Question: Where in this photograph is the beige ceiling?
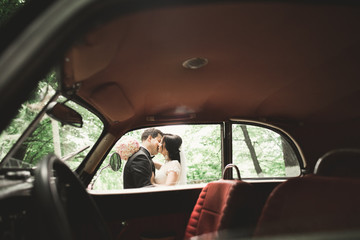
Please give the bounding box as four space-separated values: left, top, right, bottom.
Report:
63 2 360 129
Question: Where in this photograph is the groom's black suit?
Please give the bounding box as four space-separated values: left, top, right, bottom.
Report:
123 147 155 189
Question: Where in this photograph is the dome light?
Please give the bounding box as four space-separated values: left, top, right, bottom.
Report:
182 57 208 69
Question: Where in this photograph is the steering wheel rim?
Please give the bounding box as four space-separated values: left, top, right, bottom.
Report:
33 154 112 240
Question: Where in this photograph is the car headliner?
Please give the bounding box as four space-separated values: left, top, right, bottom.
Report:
61 1 360 170
63 2 359 120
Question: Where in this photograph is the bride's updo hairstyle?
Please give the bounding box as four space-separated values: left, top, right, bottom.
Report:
163 134 182 163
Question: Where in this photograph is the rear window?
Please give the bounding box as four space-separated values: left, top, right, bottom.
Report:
232 123 301 179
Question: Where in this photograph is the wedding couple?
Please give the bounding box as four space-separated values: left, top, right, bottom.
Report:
118 128 186 189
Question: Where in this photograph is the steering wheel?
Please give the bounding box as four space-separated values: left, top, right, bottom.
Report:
33 154 112 240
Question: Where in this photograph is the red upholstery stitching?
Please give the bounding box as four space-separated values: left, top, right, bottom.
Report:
185 180 259 239
184 185 208 238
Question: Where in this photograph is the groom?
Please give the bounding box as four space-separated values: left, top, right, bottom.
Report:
123 128 163 189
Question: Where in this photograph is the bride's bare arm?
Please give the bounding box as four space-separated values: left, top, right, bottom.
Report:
165 171 178 186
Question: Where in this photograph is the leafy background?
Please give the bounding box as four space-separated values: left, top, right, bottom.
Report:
91 124 300 190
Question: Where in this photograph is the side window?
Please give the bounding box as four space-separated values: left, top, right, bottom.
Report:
232 123 301 178
90 123 301 191
91 124 222 190
0 76 103 170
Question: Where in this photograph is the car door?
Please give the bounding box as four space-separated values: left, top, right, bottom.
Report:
87 123 298 240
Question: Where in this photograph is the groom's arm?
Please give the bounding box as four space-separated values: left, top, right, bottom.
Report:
130 154 153 188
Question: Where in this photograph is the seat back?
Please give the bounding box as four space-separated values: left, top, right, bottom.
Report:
184 179 259 239
254 175 360 237
314 148 360 178
254 149 360 238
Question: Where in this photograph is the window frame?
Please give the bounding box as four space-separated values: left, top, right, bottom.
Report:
91 121 305 191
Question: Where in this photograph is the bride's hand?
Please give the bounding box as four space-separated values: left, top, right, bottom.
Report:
151 172 156 185
153 161 163 170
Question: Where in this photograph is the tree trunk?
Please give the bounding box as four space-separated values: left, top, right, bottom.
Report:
281 138 299 176
51 119 62 157
240 125 263 176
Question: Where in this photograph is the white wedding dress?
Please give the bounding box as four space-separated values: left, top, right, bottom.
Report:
155 160 182 185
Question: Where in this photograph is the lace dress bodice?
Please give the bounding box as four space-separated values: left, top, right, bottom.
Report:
155 160 181 185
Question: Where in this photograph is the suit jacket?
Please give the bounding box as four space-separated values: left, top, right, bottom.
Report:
123 147 155 189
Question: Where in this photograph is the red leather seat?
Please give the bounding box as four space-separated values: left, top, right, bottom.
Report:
253 175 360 238
253 149 360 238
184 179 259 239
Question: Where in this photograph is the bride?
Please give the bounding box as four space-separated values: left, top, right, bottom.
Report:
153 134 186 186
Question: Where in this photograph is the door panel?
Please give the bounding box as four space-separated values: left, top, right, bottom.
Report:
92 187 202 240
91 182 280 240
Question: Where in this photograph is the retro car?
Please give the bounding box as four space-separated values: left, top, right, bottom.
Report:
0 0 359 239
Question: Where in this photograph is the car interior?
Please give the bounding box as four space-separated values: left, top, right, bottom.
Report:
0 0 359 239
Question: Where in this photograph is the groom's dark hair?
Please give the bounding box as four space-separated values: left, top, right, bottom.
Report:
141 128 163 141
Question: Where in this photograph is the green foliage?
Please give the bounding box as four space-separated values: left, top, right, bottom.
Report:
0 72 57 160
23 118 53 165
232 124 294 178
183 125 221 183
0 0 25 27
0 72 103 170
56 99 103 170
